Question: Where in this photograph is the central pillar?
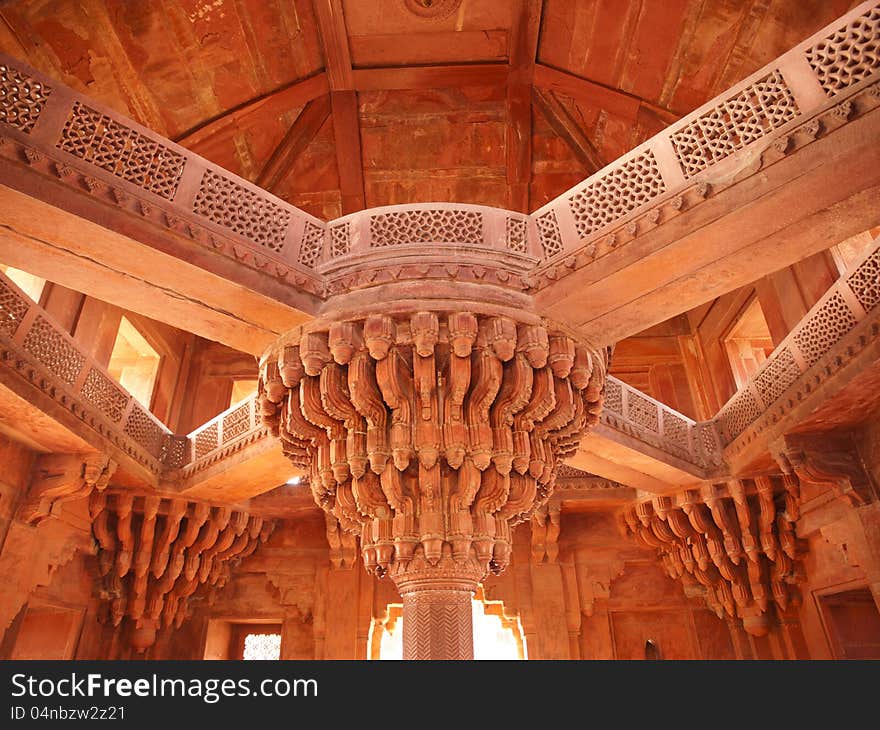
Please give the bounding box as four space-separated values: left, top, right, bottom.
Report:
394 554 482 660
259 232 610 659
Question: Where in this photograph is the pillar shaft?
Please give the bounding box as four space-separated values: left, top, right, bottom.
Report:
402 587 474 660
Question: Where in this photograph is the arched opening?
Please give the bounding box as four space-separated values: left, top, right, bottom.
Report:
370 587 526 660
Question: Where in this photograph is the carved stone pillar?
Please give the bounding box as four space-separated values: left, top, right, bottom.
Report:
260 275 609 659
395 555 483 660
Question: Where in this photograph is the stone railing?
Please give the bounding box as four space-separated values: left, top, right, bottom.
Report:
530 1 880 267
599 235 879 471
0 2 874 294
601 376 724 471
0 54 325 297
177 394 270 481
717 239 880 453
3 231 878 490
321 203 537 263
0 269 173 477
317 203 540 297
0 264 273 483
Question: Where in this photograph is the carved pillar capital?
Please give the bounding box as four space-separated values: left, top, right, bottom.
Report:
90 490 273 652
623 475 805 636
261 284 609 658
19 452 116 525
324 512 357 570
772 433 876 506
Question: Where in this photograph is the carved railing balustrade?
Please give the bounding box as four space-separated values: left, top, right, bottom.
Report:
0 2 874 301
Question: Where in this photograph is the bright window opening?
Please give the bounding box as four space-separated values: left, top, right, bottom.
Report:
242 632 281 660
2 265 45 303
108 317 161 409
230 378 258 406
723 298 774 389
374 593 526 660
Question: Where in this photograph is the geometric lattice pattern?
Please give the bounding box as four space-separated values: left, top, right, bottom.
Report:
535 209 563 259
298 221 325 267
163 435 190 469
222 401 251 443
22 316 85 385
719 390 761 441
0 64 51 134
670 71 798 178
193 170 290 252
753 347 801 408
626 390 659 432
662 411 690 454
81 367 129 423
604 378 623 414
0 278 30 338
58 103 185 200
806 6 880 96
370 209 483 247
194 423 219 460
123 402 166 459
793 291 858 367
330 222 350 258
569 150 665 237
847 245 880 312
506 216 527 253
698 422 719 461
242 633 281 661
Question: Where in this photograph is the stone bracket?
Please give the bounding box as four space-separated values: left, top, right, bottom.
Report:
18 452 116 525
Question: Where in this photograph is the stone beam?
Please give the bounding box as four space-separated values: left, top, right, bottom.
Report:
533 63 679 126
0 270 172 484
538 104 880 344
505 0 542 213
0 53 325 354
532 87 604 175
255 96 332 193
0 185 311 355
530 2 880 344
313 0 367 214
720 239 880 472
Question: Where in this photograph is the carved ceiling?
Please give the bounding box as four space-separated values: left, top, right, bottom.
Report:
0 0 860 219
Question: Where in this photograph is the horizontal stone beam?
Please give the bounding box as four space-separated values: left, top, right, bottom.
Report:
535 86 880 344
0 53 324 353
